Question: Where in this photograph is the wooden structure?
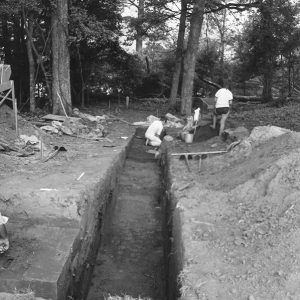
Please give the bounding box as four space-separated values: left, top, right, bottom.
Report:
0 64 18 135
172 150 227 172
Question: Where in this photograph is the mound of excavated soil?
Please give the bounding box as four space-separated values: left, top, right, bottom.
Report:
170 126 300 299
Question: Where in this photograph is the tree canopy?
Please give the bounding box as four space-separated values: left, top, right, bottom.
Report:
0 0 299 114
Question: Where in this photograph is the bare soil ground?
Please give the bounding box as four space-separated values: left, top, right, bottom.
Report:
0 101 164 180
171 130 300 299
1 100 300 299
168 102 300 300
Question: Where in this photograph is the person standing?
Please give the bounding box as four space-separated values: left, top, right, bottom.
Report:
145 116 167 147
211 86 233 136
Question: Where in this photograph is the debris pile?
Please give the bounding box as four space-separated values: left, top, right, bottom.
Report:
0 135 43 157
0 106 110 163
228 125 291 158
39 109 109 140
0 212 9 254
133 113 183 128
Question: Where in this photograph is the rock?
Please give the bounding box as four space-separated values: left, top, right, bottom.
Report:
165 113 181 123
40 125 59 134
249 126 290 146
274 270 284 276
164 135 174 142
229 139 252 158
224 126 250 142
60 125 74 135
20 134 39 145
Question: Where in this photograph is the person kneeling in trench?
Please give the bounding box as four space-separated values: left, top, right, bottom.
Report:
145 116 167 147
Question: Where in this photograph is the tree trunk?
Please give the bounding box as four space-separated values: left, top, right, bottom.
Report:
169 0 187 108
2 19 11 63
22 9 36 112
260 0 274 103
13 18 27 105
288 53 293 97
145 56 150 73
180 0 206 115
219 9 227 85
76 46 85 108
262 66 273 102
51 0 72 115
136 0 145 55
26 30 52 104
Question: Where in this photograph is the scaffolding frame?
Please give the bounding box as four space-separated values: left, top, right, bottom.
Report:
0 66 18 135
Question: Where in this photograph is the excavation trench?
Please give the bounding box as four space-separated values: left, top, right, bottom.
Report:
86 128 171 300
0 125 218 299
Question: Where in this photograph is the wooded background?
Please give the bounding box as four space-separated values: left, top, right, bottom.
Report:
0 0 299 115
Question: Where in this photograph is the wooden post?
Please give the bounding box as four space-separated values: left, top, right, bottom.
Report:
11 81 18 136
126 96 129 109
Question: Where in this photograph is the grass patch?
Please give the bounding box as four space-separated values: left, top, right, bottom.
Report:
229 102 300 131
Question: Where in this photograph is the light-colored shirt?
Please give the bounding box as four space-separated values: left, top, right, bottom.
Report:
145 120 163 137
215 88 233 108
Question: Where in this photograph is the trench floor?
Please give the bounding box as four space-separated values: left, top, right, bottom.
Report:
87 129 165 300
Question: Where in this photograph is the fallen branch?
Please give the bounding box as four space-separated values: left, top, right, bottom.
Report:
68 134 113 143
30 121 50 127
43 146 66 162
107 114 133 126
178 182 195 191
199 77 222 89
0 138 19 152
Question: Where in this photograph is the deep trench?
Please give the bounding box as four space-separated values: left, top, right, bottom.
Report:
86 128 168 300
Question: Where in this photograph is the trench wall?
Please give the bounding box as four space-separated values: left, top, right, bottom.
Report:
0 138 132 300
62 144 130 300
161 153 184 300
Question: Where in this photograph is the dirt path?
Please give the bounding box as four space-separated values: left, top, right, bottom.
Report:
87 130 166 300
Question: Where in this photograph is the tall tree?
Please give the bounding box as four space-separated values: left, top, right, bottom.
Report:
123 0 172 54
136 0 145 54
51 0 72 115
209 7 228 85
69 0 123 106
180 0 206 115
169 0 188 108
236 0 299 102
22 9 36 112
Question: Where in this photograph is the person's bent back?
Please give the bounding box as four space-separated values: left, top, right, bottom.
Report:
145 117 166 147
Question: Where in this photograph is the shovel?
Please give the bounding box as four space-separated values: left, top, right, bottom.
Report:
43 146 67 162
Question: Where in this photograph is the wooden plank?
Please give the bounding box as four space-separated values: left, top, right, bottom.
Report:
0 90 11 106
0 64 11 84
41 114 80 122
171 150 227 156
0 81 12 92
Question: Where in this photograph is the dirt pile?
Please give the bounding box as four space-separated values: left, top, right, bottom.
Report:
171 126 300 299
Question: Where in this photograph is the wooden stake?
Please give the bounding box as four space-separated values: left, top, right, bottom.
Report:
56 90 68 117
11 81 18 136
40 135 44 159
184 155 191 172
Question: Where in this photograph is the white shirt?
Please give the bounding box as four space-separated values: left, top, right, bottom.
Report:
145 120 163 137
215 88 233 108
